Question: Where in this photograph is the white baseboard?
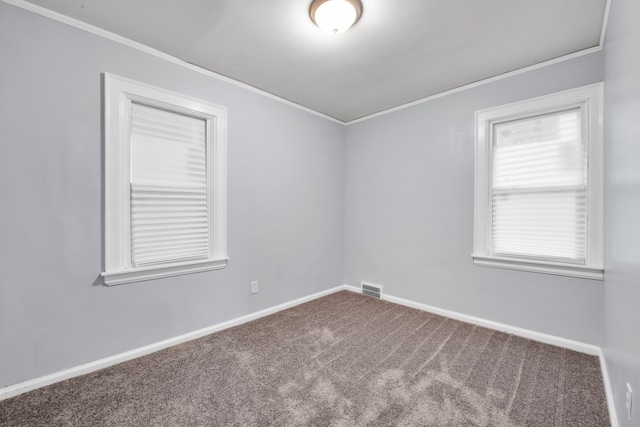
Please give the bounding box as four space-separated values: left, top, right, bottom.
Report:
345 284 618 425
0 285 346 401
598 348 620 427
342 284 599 355
2 283 617 426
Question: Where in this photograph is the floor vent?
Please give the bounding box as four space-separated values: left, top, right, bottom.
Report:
361 282 383 299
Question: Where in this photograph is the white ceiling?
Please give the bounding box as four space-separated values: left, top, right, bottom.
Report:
24 0 608 123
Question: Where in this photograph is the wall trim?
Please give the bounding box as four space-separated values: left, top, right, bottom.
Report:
345 284 618 423
0 0 344 125
346 46 603 125
598 348 620 427
342 284 600 355
0 285 346 401
1 283 617 425
2 0 606 127
600 0 612 48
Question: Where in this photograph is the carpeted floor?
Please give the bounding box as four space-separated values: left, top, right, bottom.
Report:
0 290 610 426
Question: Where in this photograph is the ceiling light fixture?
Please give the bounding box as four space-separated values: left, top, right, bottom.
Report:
310 0 363 35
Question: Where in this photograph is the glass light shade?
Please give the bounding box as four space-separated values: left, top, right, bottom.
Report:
311 0 362 34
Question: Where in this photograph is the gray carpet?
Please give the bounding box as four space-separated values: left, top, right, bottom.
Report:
0 290 610 426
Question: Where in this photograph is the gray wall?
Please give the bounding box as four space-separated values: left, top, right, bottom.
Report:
603 0 640 424
0 3 345 388
1 0 629 403
345 52 606 345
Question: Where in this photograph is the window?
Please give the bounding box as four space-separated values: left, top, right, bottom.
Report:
473 83 603 280
102 74 228 285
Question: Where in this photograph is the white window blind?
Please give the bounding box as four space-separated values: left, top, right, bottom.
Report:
473 83 603 280
130 103 210 266
491 109 587 263
102 73 228 285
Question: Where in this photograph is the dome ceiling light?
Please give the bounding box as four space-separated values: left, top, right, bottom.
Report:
309 0 363 35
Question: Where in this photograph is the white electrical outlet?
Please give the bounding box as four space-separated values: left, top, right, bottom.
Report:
251 281 259 294
626 383 633 421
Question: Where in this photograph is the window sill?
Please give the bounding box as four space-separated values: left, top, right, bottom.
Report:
101 258 229 286
472 255 603 280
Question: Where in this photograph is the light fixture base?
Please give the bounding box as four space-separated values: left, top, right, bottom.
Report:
310 0 363 34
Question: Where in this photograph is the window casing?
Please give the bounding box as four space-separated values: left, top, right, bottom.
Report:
473 83 603 280
102 74 228 285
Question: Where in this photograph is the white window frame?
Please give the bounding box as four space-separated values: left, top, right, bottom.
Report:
102 73 228 285
472 83 603 280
